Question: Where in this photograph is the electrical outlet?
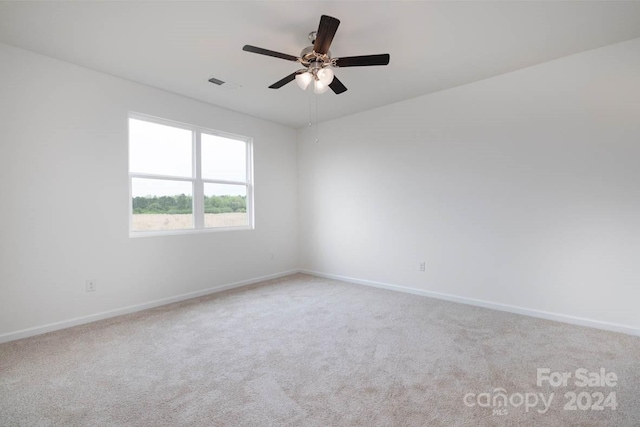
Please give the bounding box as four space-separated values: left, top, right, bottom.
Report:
85 279 97 292
419 262 426 272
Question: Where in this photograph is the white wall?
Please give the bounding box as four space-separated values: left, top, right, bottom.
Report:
0 43 299 339
298 38 640 333
3 36 639 341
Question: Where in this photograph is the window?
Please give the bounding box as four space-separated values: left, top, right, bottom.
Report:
128 113 253 236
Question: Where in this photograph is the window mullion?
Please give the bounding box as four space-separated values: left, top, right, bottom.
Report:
129 172 193 182
193 130 204 229
201 179 248 186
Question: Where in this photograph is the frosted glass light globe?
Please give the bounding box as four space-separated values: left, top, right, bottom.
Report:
317 68 335 86
295 72 313 90
314 80 330 94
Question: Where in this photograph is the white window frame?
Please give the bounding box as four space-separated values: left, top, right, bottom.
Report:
128 112 254 237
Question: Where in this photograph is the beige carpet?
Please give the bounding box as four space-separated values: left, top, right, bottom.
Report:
1 273 638 426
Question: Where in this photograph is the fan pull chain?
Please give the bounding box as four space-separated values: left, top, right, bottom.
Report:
308 89 313 128
315 94 319 143
307 90 319 143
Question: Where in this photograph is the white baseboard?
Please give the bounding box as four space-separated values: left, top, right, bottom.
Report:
0 270 299 344
4 269 637 344
300 269 640 337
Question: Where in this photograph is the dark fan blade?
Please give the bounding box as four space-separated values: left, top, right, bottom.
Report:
269 72 299 89
329 76 347 94
335 54 390 67
313 15 340 55
242 45 299 62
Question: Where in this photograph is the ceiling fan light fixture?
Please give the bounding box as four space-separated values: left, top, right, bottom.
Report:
313 79 330 94
295 72 313 90
317 68 334 86
242 15 390 95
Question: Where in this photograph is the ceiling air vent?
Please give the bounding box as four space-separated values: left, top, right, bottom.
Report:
208 77 224 85
208 77 241 90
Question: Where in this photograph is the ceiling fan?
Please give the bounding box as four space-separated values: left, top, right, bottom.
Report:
242 15 390 95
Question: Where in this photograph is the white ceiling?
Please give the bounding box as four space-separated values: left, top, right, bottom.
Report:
2 1 640 128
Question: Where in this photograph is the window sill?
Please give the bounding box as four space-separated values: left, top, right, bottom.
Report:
129 225 254 238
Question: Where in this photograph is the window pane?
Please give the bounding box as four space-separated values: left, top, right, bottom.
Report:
201 134 246 181
204 183 248 228
129 118 192 177
131 178 193 231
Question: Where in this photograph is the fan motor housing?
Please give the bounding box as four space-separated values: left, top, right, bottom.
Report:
300 45 331 66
